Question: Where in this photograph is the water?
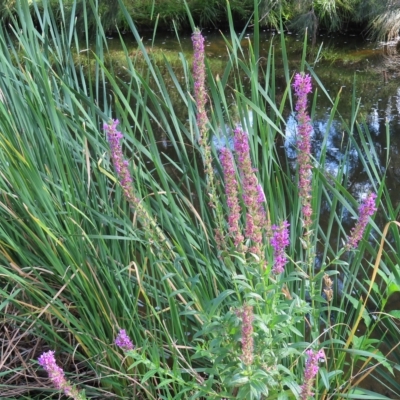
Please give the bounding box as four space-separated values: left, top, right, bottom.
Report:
106 29 400 199
99 29 400 241
102 30 400 396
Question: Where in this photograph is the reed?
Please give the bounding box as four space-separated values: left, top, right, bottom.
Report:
0 0 399 399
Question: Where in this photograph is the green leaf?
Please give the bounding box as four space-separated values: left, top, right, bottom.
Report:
228 373 249 386
388 310 400 319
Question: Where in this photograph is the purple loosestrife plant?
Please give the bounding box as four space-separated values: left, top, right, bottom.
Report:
192 29 225 242
192 29 208 143
300 349 325 400
233 126 267 256
293 73 313 230
38 351 86 400
104 119 139 207
270 221 290 274
240 304 254 366
115 329 135 351
220 148 244 247
346 192 377 250
105 119 170 248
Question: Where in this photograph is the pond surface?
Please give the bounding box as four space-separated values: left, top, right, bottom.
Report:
106 28 400 208
99 27 400 226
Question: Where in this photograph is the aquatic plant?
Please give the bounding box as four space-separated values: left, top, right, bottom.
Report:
233 126 268 256
239 303 255 366
270 220 290 274
1 0 399 399
300 349 325 400
115 329 135 351
192 28 227 253
346 192 378 250
192 29 208 144
104 119 138 207
260 0 400 44
219 147 244 247
38 351 86 400
293 72 313 232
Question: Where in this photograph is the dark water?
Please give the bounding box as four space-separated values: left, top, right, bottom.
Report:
97 31 400 396
103 29 400 249
105 29 400 206
101 28 400 232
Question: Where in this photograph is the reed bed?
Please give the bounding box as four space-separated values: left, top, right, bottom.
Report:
1 1 400 399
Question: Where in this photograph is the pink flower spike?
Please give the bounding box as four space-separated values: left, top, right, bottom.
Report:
240 304 254 366
38 351 83 399
233 126 266 253
115 329 135 351
270 221 290 274
293 73 312 102
346 192 377 250
192 29 208 142
293 73 313 230
104 119 139 207
300 349 325 400
220 147 243 246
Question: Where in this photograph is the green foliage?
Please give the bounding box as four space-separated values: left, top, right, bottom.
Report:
0 0 255 33
1 0 400 399
192 288 310 398
260 0 400 43
364 1 400 42
2 0 400 42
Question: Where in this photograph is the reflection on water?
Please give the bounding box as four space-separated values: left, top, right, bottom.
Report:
105 29 400 200
286 111 379 199
211 111 253 152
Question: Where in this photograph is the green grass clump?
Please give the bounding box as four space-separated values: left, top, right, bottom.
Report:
1 0 255 33
1 0 400 399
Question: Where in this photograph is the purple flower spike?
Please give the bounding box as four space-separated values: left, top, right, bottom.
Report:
38 351 83 399
192 28 220 218
257 184 266 203
300 349 325 400
240 304 254 366
293 73 313 230
38 351 69 391
192 29 208 142
104 119 138 207
293 74 312 104
346 192 377 250
115 329 135 351
270 221 290 274
233 126 266 254
220 148 244 246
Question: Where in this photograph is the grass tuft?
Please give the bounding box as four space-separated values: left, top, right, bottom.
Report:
0 0 400 399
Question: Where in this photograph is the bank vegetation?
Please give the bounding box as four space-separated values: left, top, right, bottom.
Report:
2 0 400 43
